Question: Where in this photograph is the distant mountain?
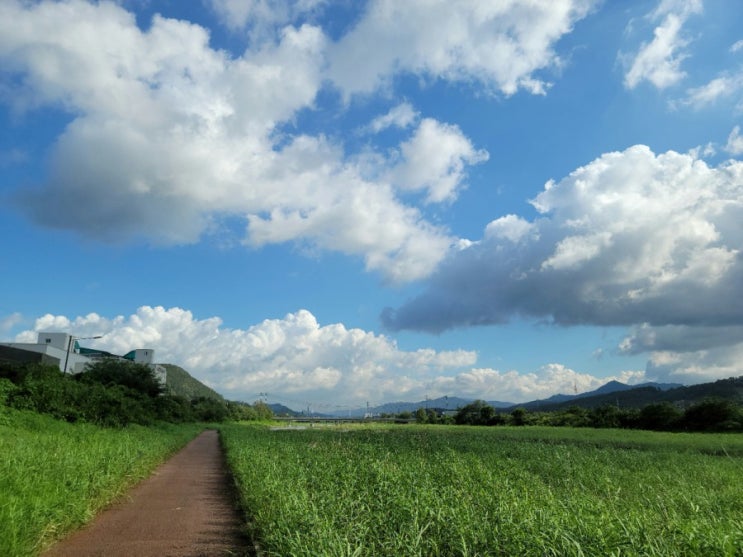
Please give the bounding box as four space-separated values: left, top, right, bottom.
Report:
161 364 224 402
509 377 740 412
521 380 683 409
269 403 301 417
327 396 514 417
318 379 734 417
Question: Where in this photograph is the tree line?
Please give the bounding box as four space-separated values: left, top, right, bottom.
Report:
433 398 743 432
0 360 272 427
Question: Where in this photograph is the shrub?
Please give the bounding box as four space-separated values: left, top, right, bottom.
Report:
638 402 682 431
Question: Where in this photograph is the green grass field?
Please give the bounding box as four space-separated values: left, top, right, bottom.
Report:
221 423 743 556
0 407 203 556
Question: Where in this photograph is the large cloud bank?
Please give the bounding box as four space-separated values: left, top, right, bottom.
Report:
12 306 642 406
384 145 743 383
0 0 592 282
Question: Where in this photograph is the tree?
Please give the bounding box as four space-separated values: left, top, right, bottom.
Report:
681 398 742 432
415 407 428 424
191 396 229 422
638 402 681 431
80 359 164 398
252 400 274 420
510 407 528 426
588 405 621 429
454 400 498 425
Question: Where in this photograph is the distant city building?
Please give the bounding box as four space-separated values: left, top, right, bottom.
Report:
0 332 166 383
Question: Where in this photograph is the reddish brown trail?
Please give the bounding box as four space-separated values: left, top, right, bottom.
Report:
43 429 254 557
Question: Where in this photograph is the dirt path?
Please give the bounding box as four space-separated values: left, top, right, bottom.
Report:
43 429 255 557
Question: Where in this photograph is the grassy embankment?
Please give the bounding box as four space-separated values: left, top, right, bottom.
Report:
221 423 743 557
0 406 203 556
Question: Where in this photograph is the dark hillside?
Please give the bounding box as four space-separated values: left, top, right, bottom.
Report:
512 376 743 412
162 364 224 402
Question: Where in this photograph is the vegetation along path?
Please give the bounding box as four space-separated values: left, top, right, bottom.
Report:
43 429 254 557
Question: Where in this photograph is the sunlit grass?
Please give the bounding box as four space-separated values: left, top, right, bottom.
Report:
221 423 743 556
0 407 202 556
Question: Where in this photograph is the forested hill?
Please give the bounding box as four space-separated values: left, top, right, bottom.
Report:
162 364 224 402
512 376 743 412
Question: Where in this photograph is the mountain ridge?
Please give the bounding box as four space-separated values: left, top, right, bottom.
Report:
310 379 738 417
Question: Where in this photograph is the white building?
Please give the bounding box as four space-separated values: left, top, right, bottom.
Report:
0 332 166 383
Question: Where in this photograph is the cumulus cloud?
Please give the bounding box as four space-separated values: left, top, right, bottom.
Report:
679 72 743 109
0 0 494 283
383 144 743 382
429 364 647 403
623 0 702 89
616 322 743 384
0 312 23 333
327 0 596 97
385 118 489 204
15 306 480 404
383 145 743 333
207 0 326 32
725 125 743 155
644 343 743 384
620 323 743 354
13 305 652 404
366 102 419 133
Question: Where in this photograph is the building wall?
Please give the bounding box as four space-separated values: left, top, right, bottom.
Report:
0 334 166 384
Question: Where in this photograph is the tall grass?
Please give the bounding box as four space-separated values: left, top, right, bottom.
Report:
0 406 203 556
221 423 743 556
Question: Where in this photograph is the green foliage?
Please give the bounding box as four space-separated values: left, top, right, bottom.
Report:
0 406 201 556
414 407 428 423
190 396 230 422
0 360 270 426
681 398 743 431
252 400 274 421
227 400 258 421
454 400 501 425
160 363 225 401
81 359 164 398
0 377 17 405
510 407 528 425
221 423 743 556
639 402 683 431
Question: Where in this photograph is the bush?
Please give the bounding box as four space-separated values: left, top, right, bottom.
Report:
454 400 501 426
638 402 682 431
681 399 742 432
0 378 17 405
80 360 164 398
190 396 229 422
1 360 273 426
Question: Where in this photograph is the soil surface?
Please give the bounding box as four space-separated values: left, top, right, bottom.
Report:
43 429 255 557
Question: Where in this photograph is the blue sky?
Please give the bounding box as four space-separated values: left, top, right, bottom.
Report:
2 0 742 411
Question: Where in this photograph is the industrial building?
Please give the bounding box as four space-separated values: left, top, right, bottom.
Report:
0 332 166 383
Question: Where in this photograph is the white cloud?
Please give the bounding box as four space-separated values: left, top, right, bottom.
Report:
13 305 654 405
429 364 647 403
620 323 743 354
0 0 492 283
384 145 743 335
484 214 535 244
725 125 743 155
679 72 743 108
206 0 326 34
0 313 23 333
366 102 419 133
327 0 596 97
645 342 743 384
730 39 743 53
386 118 489 204
15 306 480 405
623 0 702 90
